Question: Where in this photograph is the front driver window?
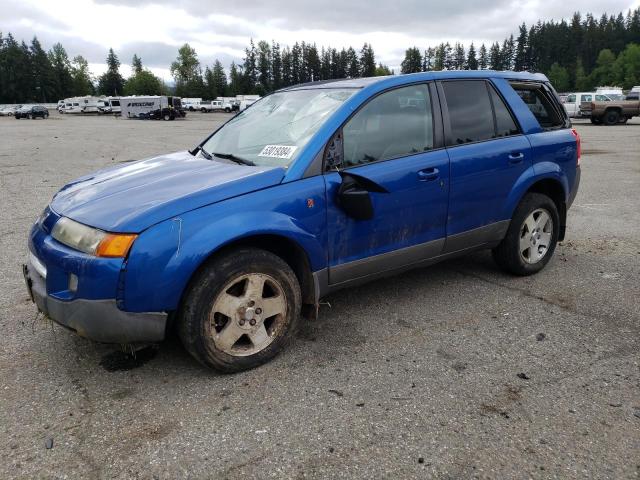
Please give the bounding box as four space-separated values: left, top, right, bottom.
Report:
342 84 433 167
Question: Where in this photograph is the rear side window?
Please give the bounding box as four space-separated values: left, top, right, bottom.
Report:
566 94 576 103
488 85 519 138
442 80 519 146
510 83 566 130
442 81 494 145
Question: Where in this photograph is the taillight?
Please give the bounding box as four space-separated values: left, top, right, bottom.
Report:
571 128 581 166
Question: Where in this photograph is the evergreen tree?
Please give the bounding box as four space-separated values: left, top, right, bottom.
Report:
359 43 376 77
271 42 282 89
453 42 466 69
346 47 359 78
320 47 331 80
257 40 271 93
228 61 242 95
131 54 142 74
423 47 434 71
478 43 488 70
281 47 293 86
30 37 56 102
48 42 73 99
375 63 393 76
489 42 501 69
467 43 478 70
401 47 423 73
97 48 124 95
242 39 258 93
291 42 301 84
574 57 589 90
514 23 528 71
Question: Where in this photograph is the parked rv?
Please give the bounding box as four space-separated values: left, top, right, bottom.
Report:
61 96 101 114
120 96 185 120
97 97 121 114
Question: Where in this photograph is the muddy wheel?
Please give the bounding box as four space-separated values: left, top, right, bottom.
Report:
492 193 559 276
178 248 301 373
603 110 620 126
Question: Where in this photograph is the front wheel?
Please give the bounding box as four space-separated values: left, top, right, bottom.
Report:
163 113 171 121
492 193 559 276
178 248 301 373
590 116 602 125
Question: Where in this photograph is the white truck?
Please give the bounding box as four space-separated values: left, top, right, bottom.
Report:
596 86 624 101
181 97 202 111
120 95 185 120
237 95 261 111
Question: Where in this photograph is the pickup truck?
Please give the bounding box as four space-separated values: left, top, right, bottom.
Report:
587 97 640 125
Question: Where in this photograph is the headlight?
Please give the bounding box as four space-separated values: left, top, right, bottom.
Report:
51 217 137 258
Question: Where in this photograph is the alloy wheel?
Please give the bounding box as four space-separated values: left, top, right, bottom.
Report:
209 273 287 356
519 208 553 264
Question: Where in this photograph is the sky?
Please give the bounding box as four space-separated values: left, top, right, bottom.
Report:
2 0 639 81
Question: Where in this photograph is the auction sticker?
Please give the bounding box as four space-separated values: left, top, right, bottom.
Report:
258 145 298 159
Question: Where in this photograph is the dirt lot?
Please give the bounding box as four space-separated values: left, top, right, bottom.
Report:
0 113 638 479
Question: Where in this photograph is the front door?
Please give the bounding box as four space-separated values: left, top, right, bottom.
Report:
324 83 450 285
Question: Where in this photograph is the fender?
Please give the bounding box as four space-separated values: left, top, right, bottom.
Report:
121 176 328 313
503 162 569 221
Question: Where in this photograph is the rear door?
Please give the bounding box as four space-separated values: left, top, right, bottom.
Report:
438 79 531 251
324 82 450 285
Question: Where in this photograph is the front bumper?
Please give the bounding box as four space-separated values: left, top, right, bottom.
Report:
24 252 167 344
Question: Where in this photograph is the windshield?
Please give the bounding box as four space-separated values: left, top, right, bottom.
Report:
202 88 356 167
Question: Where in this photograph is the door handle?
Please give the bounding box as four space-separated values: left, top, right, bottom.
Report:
418 167 439 181
508 152 525 164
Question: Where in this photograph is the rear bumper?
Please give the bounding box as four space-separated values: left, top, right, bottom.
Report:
568 166 580 209
23 258 167 344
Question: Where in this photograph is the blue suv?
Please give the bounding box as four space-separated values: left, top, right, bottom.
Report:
24 71 580 372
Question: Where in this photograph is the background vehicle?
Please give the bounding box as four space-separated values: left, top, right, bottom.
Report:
0 105 21 116
56 100 65 113
595 86 624 100
589 97 640 125
182 97 202 111
120 95 185 120
24 71 580 373
563 92 610 117
61 96 100 114
14 105 48 119
199 100 224 112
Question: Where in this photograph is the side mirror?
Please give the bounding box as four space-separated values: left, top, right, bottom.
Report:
336 172 388 221
324 132 343 169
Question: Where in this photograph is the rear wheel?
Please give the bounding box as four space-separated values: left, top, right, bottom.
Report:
603 109 620 126
163 113 171 121
178 248 301 373
590 116 602 125
201 108 207 113
492 193 559 276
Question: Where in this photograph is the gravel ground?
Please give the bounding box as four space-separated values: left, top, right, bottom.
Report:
0 113 638 479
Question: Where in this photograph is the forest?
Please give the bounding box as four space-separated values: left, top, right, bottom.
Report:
0 8 639 103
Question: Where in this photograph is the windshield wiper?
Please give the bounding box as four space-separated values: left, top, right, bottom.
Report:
190 145 212 160
211 152 256 166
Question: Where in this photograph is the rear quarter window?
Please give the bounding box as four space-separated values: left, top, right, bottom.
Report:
509 82 568 130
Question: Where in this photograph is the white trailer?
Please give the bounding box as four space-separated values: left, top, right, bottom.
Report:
182 97 202 111
120 95 185 120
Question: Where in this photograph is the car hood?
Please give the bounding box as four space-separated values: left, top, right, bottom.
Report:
50 151 285 232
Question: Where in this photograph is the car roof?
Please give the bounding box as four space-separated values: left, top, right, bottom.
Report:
280 70 549 92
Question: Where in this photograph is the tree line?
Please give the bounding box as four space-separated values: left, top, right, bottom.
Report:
399 9 640 92
1 8 639 103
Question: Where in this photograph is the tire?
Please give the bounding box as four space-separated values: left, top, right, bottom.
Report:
618 116 628 124
590 116 602 125
200 108 207 113
492 193 559 276
178 248 301 373
163 113 171 121
225 107 231 113
603 110 620 126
